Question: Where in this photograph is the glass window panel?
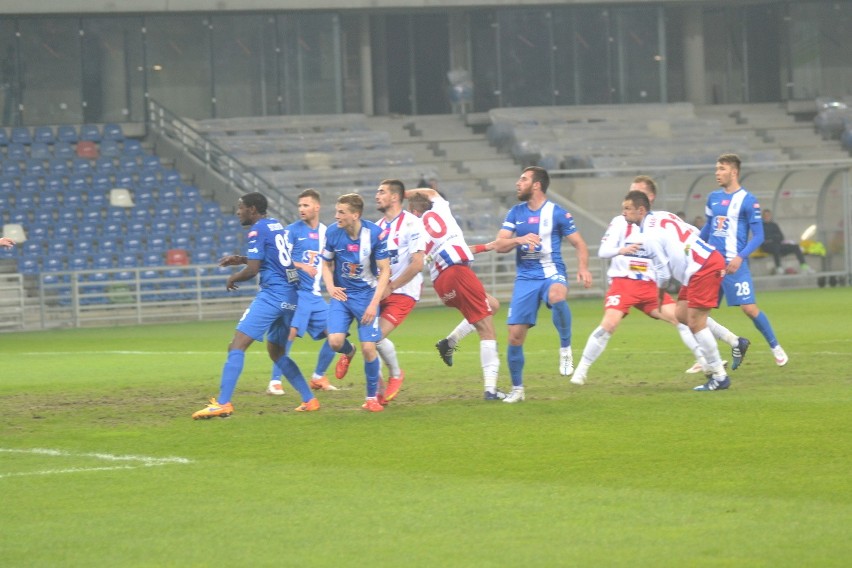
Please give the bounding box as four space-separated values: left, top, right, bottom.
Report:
280 14 341 114
550 10 577 106
615 8 662 103
211 15 272 118
704 7 745 104
1 21 22 126
498 10 553 107
19 18 83 125
470 11 500 112
81 17 145 123
574 8 615 105
146 15 212 119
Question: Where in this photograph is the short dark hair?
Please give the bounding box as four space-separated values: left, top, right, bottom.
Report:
632 175 657 195
298 188 321 202
380 179 405 201
523 166 550 193
240 192 268 214
337 193 364 215
717 153 741 171
624 190 651 210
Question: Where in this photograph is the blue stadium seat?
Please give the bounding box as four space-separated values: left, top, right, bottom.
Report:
193 249 212 264
54 141 75 159
72 157 93 174
115 172 135 188
48 158 69 175
161 169 181 185
133 188 155 206
95 157 115 174
141 155 161 170
93 254 114 270
81 207 103 223
7 142 26 161
62 192 83 208
126 220 146 235
173 219 193 233
27 223 49 241
22 240 43 256
30 142 51 160
80 124 101 142
39 193 59 209
43 174 65 193
15 194 35 209
0 176 15 192
170 234 192 249
67 254 90 271
118 253 138 268
10 126 32 145
130 207 150 221
122 139 143 155
75 238 95 255
198 218 218 232
0 127 8 146
88 191 108 208
67 173 90 191
49 240 69 256
100 238 119 254
143 252 162 266
147 236 167 252
103 123 124 141
56 125 78 143
19 175 41 192
53 222 76 239
159 187 178 203
18 257 39 275
33 126 55 144
78 224 97 238
106 207 129 221
43 257 65 272
195 234 215 250
2 160 21 177
24 158 45 175
118 154 138 171
100 139 121 158
178 203 198 217
91 174 112 192
137 171 158 189
8 211 29 224
181 185 201 200
33 208 55 223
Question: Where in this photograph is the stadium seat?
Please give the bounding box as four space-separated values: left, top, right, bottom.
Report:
54 141 75 159
0 127 8 146
21 240 43 256
95 157 115 173
30 142 51 160
122 139 144 155
78 224 97 238
6 142 26 161
109 188 135 207
2 222 27 243
99 139 121 158
48 158 70 175
118 253 138 268
115 172 135 188
161 169 181 185
10 126 32 145
91 174 112 192
26 223 49 241
130 207 150 221
24 158 45 175
17 257 39 275
124 236 143 253
88 192 108 208
80 124 101 142
148 236 167 252
93 254 114 270
143 251 162 266
99 238 119 254
33 208 55 223
77 141 99 160
53 222 76 239
56 125 78 143
73 157 94 173
103 123 124 141
67 254 90 271
62 192 83 208
137 171 158 189
2 160 21 177
33 126 55 144
0 176 14 192
166 249 188 266
44 174 65 192
19 175 40 192
49 240 69 256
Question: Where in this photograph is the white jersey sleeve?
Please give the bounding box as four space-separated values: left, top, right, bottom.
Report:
377 211 425 300
419 196 474 282
600 214 656 281
642 210 717 287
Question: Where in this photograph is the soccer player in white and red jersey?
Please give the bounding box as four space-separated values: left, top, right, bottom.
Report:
622 190 730 391
492 166 593 403
406 188 505 400
369 178 425 403
570 176 747 386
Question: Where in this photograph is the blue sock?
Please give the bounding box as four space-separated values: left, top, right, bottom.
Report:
218 349 245 405
365 356 381 397
752 311 778 348
551 300 572 348
507 344 524 387
315 340 336 376
275 355 314 402
339 338 354 356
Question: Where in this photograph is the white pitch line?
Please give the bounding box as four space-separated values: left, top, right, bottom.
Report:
0 448 192 480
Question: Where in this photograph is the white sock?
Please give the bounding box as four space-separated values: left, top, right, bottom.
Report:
694 327 725 378
448 320 476 348
480 339 499 391
580 326 611 366
706 317 737 347
376 338 401 378
677 323 704 361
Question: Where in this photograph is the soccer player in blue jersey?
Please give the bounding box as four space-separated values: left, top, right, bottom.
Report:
264 189 352 395
493 166 593 403
192 192 319 419
322 193 391 412
699 153 788 367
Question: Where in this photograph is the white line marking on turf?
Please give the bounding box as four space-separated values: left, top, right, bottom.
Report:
0 448 192 480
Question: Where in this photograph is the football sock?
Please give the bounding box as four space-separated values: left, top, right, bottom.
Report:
706 317 738 347
218 349 245 405
751 311 779 348
364 356 381 398
447 319 475 348
551 300 572 348
507 344 524 387
376 338 401 377
580 326 611 365
676 323 704 361
694 327 725 377
274 354 313 402
480 339 500 391
314 340 336 377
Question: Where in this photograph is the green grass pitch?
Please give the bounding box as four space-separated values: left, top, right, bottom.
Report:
1 288 850 566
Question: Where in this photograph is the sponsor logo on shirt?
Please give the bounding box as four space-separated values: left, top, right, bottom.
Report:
347 244 359 252
528 216 540 224
309 232 319 239
248 230 258 238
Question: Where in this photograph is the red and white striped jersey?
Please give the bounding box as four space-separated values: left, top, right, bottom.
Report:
640 210 718 288
418 196 474 282
377 210 425 300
